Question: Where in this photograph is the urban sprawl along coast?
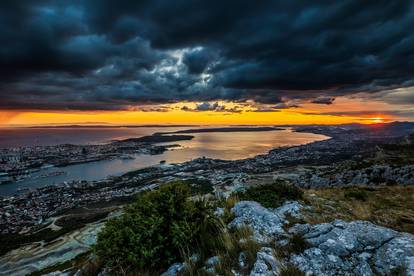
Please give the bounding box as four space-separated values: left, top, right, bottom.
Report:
0 134 192 184
2 123 414 236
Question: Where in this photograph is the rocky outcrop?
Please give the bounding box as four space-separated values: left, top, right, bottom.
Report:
162 201 414 276
249 247 280 276
373 235 414 275
204 256 220 273
228 201 303 242
160 263 186 276
289 220 414 275
43 272 69 276
294 164 414 188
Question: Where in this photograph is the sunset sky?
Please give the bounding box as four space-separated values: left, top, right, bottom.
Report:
1 1 414 126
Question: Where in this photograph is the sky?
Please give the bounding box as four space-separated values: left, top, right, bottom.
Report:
1 1 414 126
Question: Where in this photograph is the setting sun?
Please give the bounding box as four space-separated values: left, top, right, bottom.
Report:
371 117 385 123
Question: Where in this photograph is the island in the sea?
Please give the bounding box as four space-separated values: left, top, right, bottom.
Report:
157 126 282 134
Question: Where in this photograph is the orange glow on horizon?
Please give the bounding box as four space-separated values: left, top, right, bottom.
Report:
369 117 385 124
0 110 396 127
0 97 408 127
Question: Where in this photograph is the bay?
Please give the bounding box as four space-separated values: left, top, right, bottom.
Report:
0 127 328 196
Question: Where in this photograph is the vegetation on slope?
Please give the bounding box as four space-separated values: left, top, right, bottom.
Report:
93 181 305 275
376 142 414 165
304 185 414 234
94 182 219 273
237 181 303 208
90 181 414 274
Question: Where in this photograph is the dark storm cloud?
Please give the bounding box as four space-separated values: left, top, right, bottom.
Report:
182 47 217 74
311 96 335 105
181 102 242 113
1 0 414 110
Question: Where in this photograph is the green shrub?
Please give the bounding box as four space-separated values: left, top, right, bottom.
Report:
94 182 217 272
237 181 303 208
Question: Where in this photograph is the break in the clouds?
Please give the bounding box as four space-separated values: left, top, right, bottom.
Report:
1 0 414 111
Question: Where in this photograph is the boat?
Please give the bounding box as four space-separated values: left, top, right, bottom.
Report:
160 160 166 164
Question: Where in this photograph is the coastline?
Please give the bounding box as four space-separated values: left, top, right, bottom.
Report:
0 127 322 193
1 122 414 274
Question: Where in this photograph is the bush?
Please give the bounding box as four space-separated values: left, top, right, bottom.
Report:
237 181 303 208
94 182 217 272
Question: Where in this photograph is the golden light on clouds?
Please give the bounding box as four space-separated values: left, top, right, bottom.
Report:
0 96 406 127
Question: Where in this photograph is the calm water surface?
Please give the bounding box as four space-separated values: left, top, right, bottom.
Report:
0 126 196 148
0 127 328 196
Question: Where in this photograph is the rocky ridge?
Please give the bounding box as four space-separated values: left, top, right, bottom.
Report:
163 200 414 276
291 164 414 189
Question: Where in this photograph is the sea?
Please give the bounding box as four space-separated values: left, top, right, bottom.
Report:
0 126 328 196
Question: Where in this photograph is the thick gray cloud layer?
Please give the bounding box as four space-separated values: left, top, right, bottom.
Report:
1 0 414 110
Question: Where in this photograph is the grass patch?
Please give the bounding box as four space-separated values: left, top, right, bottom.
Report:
212 227 261 275
237 181 303 208
276 234 309 259
182 225 261 276
343 187 368 201
304 185 414 234
216 195 239 224
285 234 309 254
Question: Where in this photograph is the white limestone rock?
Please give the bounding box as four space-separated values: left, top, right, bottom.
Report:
160 263 186 276
289 220 414 276
249 247 280 276
229 201 303 242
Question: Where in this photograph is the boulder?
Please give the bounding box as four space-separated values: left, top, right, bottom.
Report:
373 234 414 275
229 201 303 242
274 201 303 220
249 247 280 276
160 263 186 276
204 256 220 273
289 220 414 275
